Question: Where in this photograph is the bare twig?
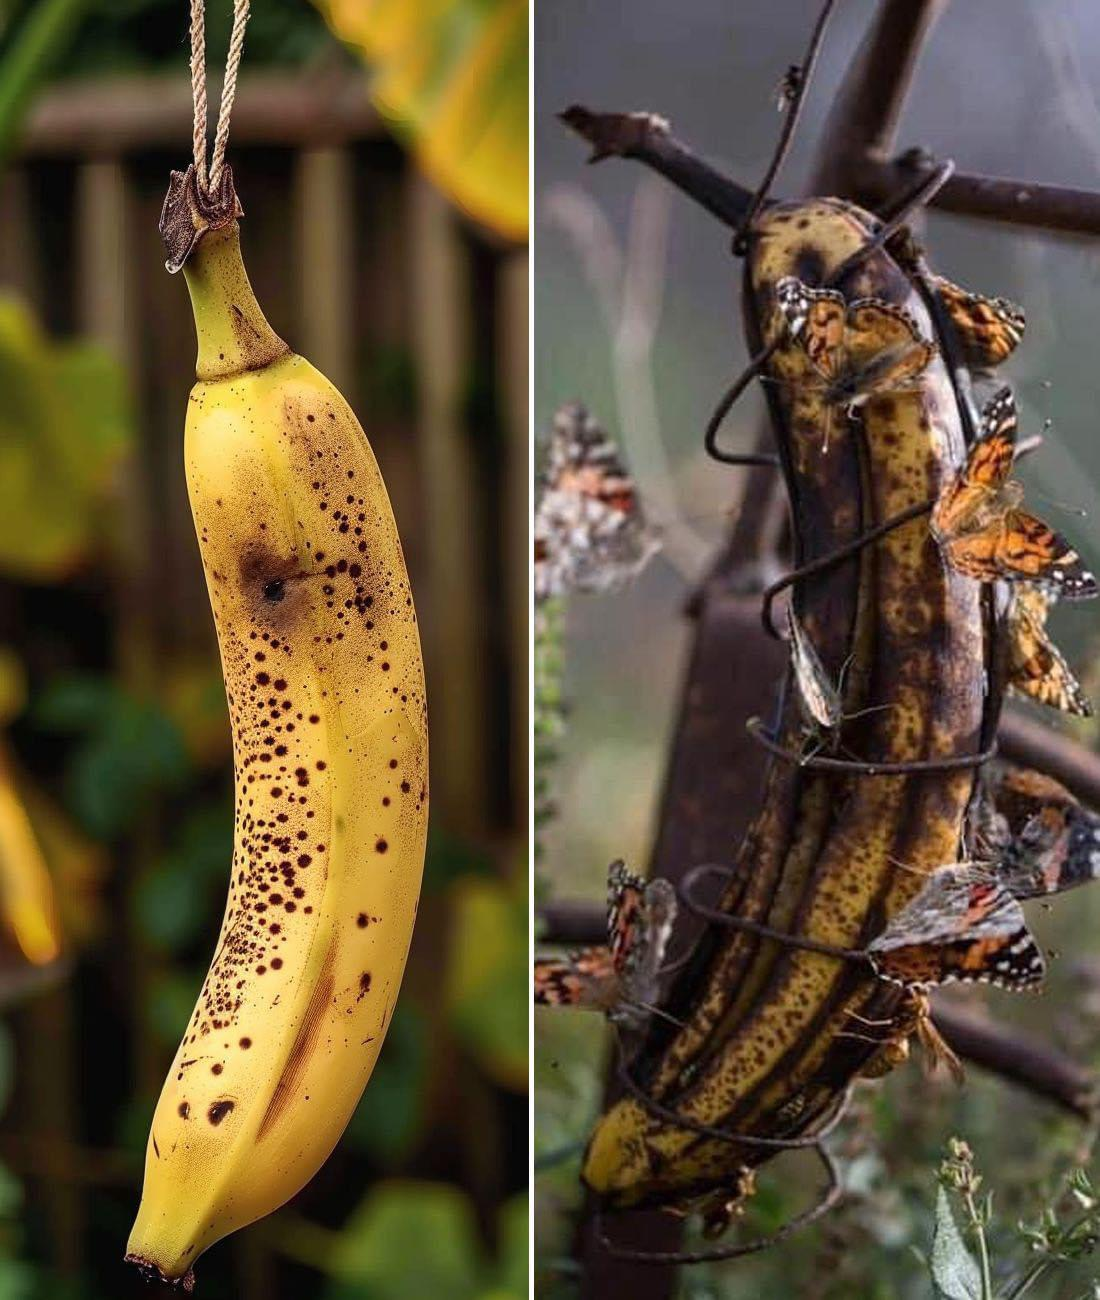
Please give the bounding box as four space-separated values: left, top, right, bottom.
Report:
537 901 1099 1121
931 1003 1098 1121
560 107 752 229
998 710 1100 810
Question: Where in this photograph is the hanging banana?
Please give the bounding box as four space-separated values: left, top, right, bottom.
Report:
126 166 428 1285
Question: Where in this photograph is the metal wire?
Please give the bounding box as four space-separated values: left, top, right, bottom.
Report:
732 0 841 254
706 160 956 466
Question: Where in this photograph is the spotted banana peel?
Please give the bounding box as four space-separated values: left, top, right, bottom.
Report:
126 167 428 1285
583 197 999 1217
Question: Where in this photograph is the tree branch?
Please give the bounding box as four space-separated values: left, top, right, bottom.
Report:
538 901 1099 1120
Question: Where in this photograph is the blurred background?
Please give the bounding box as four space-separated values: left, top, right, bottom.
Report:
0 1 527 1297
534 1 1100 1296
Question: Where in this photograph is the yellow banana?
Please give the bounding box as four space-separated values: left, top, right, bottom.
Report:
126 168 428 1285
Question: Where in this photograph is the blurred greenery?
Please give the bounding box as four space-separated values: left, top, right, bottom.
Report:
33 675 189 840
0 297 130 582
321 1183 527 1300
3 0 335 77
447 873 528 1089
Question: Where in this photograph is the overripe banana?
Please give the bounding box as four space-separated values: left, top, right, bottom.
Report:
126 167 428 1285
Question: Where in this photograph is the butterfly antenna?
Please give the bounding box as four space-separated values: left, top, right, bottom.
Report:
732 0 840 254
632 1000 687 1030
842 700 901 722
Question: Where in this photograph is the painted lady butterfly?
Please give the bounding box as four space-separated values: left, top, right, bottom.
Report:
931 387 1097 598
534 403 660 603
1007 584 1092 717
534 860 677 1028
773 276 937 448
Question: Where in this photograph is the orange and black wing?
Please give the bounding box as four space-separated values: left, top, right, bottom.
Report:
533 947 617 1009
869 867 1045 990
1007 585 1092 716
775 277 847 383
933 274 1025 368
845 298 936 398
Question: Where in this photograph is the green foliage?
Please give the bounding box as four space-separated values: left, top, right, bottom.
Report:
33 675 188 838
344 1003 429 1164
0 0 85 171
446 873 527 1090
933 1184 985 1300
321 1182 527 1300
927 1138 1100 1300
0 297 131 582
135 804 231 952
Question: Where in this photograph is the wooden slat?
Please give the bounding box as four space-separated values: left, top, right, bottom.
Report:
0 168 39 300
295 147 355 399
407 173 486 835
17 72 381 158
497 251 529 834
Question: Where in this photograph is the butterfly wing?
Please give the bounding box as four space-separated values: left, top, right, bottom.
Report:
622 877 677 1006
534 403 661 601
990 508 1095 596
606 859 648 973
844 299 936 400
932 274 1025 368
533 947 618 1010
869 865 1045 989
1002 801 1100 899
787 608 842 729
931 386 1017 540
1007 585 1092 716
775 277 847 382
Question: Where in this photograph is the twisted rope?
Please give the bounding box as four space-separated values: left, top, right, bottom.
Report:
189 0 207 190
189 0 251 196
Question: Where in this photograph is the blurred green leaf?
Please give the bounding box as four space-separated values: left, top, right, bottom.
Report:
0 1258 34 1300
325 1181 483 1300
33 676 188 838
318 1182 527 1300
145 969 198 1047
345 1003 428 1163
136 803 231 952
424 829 492 890
0 298 130 581
931 1185 982 1300
489 1194 528 1297
0 0 86 172
446 874 527 1090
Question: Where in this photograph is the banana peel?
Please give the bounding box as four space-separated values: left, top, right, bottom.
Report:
583 199 996 1211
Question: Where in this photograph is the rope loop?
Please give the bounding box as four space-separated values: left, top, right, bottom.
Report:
189 0 251 198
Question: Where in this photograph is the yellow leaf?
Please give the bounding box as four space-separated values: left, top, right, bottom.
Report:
0 738 62 967
316 0 528 243
0 295 131 581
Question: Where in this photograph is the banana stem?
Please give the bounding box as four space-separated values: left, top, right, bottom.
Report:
181 223 288 380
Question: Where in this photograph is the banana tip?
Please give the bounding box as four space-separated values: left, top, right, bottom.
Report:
124 1253 196 1293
